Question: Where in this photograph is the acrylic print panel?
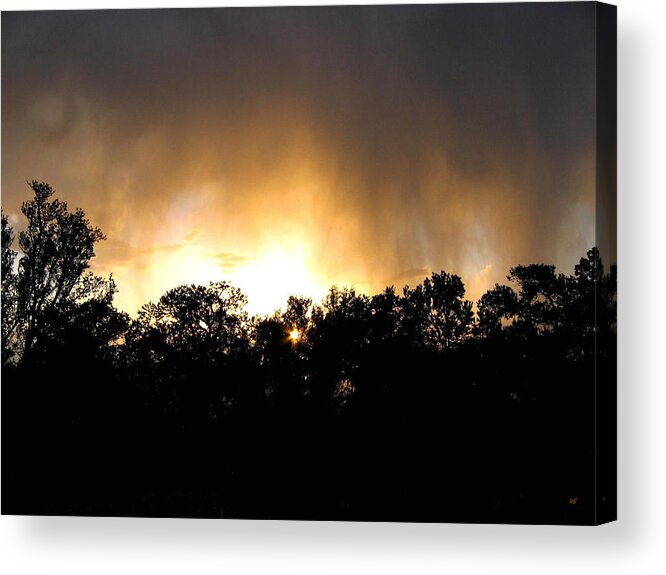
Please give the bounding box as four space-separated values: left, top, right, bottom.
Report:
0 2 616 525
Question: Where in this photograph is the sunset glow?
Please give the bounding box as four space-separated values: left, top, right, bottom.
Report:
152 249 223 297
2 6 599 318
1 4 616 526
229 244 329 316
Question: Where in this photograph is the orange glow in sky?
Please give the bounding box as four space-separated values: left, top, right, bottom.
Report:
1 8 598 318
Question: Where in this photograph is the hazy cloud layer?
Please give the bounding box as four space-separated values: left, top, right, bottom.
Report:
2 5 597 314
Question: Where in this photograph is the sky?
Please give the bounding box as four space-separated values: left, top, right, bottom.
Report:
2 3 599 316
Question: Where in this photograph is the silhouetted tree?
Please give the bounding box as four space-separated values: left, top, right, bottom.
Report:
401 271 473 349
134 281 250 360
368 286 402 343
248 296 314 405
1 211 19 364
282 295 313 335
567 247 603 334
476 284 519 338
12 181 112 359
505 263 567 335
309 286 371 404
127 281 253 427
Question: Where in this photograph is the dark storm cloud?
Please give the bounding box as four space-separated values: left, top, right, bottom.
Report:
1 4 597 312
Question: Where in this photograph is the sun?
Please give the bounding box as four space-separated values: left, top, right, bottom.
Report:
288 328 300 342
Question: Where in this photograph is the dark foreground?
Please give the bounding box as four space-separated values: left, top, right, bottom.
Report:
1 189 615 524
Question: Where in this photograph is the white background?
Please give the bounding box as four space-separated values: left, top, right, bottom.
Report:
1 0 664 573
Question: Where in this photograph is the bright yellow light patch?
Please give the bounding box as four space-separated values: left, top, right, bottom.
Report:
152 248 222 294
109 233 331 317
231 243 329 316
288 328 300 342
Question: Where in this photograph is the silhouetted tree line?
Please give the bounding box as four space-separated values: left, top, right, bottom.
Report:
1 182 616 523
